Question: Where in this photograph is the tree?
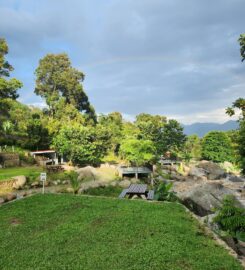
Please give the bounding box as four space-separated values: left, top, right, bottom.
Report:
119 139 156 178
0 38 22 99
52 124 111 166
98 112 123 153
238 34 245 62
181 134 201 162
201 131 234 163
160 119 186 155
226 98 245 173
135 113 167 154
34 53 96 121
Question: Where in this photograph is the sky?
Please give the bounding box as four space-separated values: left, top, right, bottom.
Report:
0 0 244 124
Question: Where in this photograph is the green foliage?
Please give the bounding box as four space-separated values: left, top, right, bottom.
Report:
135 113 166 154
238 33 245 62
34 53 96 121
66 171 80 194
201 131 234 163
226 97 245 173
0 194 242 269
53 124 110 166
98 112 123 153
214 195 245 241
154 182 178 202
120 138 156 166
0 38 22 100
181 134 201 161
160 119 186 154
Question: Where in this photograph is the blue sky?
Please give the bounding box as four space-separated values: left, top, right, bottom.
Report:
0 0 244 124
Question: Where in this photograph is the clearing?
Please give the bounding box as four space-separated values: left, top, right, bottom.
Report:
0 194 242 270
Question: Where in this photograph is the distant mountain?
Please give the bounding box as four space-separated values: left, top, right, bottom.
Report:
183 120 239 137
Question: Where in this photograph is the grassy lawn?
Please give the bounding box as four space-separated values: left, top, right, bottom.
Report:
0 166 43 181
82 185 123 197
0 194 242 270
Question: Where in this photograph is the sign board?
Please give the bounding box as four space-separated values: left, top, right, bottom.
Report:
40 172 47 182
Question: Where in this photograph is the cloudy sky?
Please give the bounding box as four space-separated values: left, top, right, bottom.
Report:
0 0 244 124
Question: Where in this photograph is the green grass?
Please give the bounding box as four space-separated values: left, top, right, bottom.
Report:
0 194 242 270
0 166 43 181
82 185 123 197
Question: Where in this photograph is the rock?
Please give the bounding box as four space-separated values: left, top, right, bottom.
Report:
180 183 234 216
171 173 186 181
12 175 26 189
76 166 97 181
66 187 74 193
197 161 226 180
62 180 68 185
6 193 17 202
118 180 131 188
53 180 58 185
227 175 245 183
189 166 206 178
237 240 245 256
31 181 39 188
110 181 118 187
0 197 5 205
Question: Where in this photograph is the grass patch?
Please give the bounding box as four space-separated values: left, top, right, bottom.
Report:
0 166 43 181
82 185 122 197
0 194 242 269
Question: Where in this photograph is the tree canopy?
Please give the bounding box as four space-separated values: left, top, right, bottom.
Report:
201 131 234 163
0 38 22 100
34 53 96 121
238 34 245 62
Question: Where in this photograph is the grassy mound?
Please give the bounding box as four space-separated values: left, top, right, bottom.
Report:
0 194 242 269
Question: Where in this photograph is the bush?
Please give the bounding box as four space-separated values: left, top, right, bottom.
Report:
213 195 245 241
202 131 234 163
154 182 178 202
66 171 80 194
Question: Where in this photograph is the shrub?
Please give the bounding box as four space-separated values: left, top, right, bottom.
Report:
154 182 178 202
213 195 245 241
66 171 80 194
202 131 234 163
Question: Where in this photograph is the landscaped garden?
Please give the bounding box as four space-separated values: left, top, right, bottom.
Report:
0 194 243 270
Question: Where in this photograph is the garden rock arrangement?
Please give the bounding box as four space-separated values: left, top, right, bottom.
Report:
179 183 234 216
12 175 26 189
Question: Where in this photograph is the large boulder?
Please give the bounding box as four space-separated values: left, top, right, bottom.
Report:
189 166 206 178
12 175 26 189
197 161 226 180
180 183 234 216
118 180 131 188
76 166 97 181
5 193 17 202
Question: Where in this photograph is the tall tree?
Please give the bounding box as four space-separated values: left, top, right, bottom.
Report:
160 119 186 155
98 112 123 153
135 113 167 154
238 34 245 62
0 38 22 99
34 53 96 121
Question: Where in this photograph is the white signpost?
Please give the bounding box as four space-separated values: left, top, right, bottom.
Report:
40 172 47 194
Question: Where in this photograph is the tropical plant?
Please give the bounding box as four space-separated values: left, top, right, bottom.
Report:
154 182 178 202
213 195 245 241
66 171 80 194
